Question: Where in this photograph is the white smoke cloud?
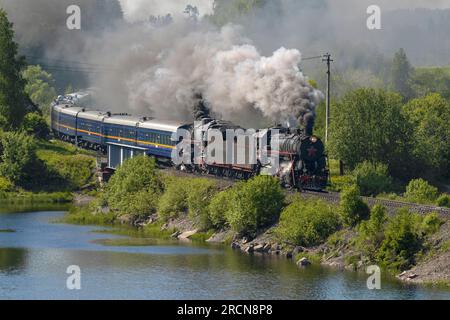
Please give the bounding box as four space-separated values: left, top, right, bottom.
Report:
125 24 321 128
118 0 214 22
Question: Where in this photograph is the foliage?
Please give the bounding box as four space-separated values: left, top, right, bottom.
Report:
357 205 388 260
420 212 443 236
22 112 50 139
104 156 163 218
158 176 188 222
0 9 28 129
339 185 370 227
157 176 218 229
223 176 284 235
0 176 13 192
208 188 234 229
22 65 56 114
209 0 267 26
377 209 424 271
37 149 95 191
0 131 38 187
352 161 393 196
186 178 218 230
390 48 414 99
328 88 412 179
404 179 439 204
327 175 354 192
276 198 341 246
411 67 450 99
402 94 450 178
63 206 117 225
436 194 450 208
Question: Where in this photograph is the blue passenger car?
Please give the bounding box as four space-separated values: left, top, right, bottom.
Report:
137 119 188 159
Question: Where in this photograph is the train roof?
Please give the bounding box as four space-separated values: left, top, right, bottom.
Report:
53 104 191 132
56 104 86 116
78 110 108 121
139 119 190 132
103 115 141 127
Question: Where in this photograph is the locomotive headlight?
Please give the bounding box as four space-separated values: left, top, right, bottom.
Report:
310 136 318 143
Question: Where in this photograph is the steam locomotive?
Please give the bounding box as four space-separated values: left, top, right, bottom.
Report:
50 94 329 190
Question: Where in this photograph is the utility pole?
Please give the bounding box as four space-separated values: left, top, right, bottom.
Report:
322 53 333 144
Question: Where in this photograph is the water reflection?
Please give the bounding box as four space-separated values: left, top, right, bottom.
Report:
0 248 28 273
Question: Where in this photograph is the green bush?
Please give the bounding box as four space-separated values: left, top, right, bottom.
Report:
22 112 50 139
208 188 234 229
276 198 341 246
186 178 218 230
327 175 354 192
157 176 218 229
357 205 388 260
436 194 450 208
339 185 370 227
377 209 424 271
0 176 14 192
40 152 95 190
224 176 285 235
105 156 163 219
420 212 443 235
158 177 188 222
404 179 439 204
353 161 393 196
0 131 38 187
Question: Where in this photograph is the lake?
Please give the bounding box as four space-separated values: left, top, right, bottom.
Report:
0 208 449 300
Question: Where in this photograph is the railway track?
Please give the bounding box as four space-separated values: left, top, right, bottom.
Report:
161 166 450 216
301 190 450 216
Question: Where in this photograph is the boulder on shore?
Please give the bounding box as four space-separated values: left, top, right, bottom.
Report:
178 230 198 240
297 257 311 267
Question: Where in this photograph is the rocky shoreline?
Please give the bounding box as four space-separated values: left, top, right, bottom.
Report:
157 214 450 287
73 195 450 287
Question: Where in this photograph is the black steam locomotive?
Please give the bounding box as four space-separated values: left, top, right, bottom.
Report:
51 93 329 190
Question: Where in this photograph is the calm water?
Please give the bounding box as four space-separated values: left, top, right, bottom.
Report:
1 208 449 300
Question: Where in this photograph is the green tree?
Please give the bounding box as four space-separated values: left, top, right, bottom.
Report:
357 205 388 260
224 176 284 235
22 65 56 114
411 67 450 99
328 88 412 178
402 93 450 178
209 0 267 26
0 9 28 129
209 188 234 229
352 161 393 196
0 131 37 186
339 185 370 227
276 198 340 246
391 48 414 99
105 156 163 218
404 178 439 204
377 209 423 271
22 112 50 139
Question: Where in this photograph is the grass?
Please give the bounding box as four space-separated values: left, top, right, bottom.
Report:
61 206 117 225
0 191 73 203
295 252 323 265
189 230 215 242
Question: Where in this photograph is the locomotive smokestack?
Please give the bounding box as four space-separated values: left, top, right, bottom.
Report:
300 112 315 136
192 92 210 121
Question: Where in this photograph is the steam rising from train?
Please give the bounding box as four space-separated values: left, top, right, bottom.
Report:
127 25 323 130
